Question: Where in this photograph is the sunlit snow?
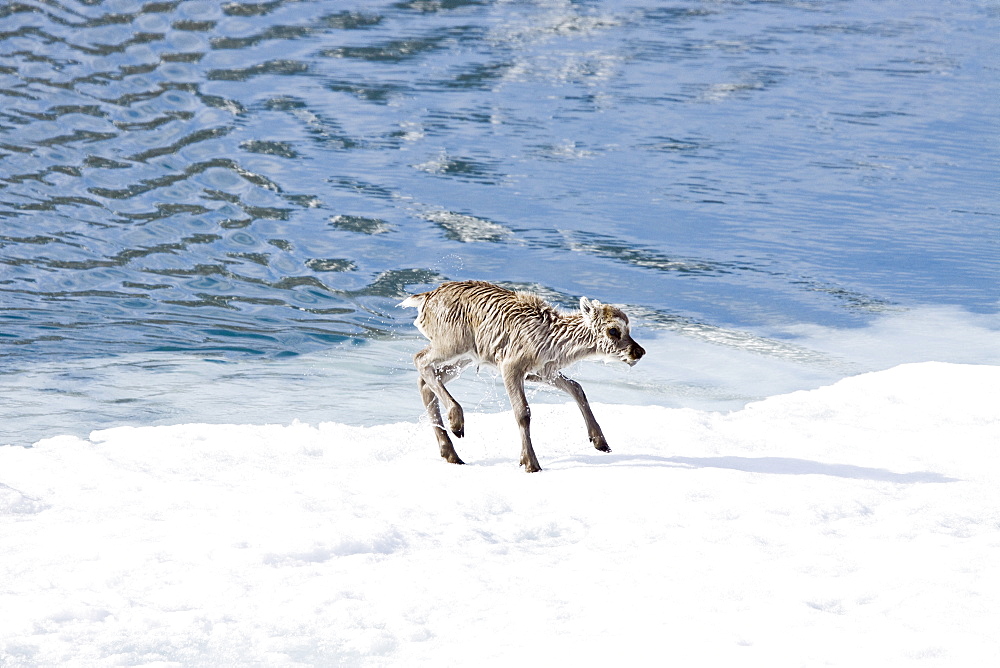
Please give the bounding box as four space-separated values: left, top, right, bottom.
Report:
2 362 999 665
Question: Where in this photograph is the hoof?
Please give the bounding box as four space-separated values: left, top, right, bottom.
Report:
592 437 611 453
447 408 464 438
440 442 465 465
520 456 542 473
442 452 465 465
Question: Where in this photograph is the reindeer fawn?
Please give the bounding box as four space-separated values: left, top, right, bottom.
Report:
401 281 645 472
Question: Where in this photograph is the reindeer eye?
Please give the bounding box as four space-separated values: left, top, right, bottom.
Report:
608 327 621 339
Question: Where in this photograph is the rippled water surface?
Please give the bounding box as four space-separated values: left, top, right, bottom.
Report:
1 0 998 442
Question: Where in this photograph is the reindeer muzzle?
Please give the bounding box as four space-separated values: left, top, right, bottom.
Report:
627 343 645 365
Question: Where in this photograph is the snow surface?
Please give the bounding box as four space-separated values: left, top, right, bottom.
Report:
2 362 999 666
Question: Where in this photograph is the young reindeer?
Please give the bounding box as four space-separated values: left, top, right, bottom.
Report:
401 281 645 472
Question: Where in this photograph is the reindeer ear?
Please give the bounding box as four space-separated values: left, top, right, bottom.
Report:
580 297 600 325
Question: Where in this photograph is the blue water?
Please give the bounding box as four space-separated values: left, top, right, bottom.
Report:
1 0 997 445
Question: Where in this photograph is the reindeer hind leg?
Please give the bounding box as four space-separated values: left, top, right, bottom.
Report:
439 361 470 437
415 349 468 464
418 375 464 464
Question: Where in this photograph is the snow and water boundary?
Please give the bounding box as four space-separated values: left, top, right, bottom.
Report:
4 303 1000 448
2 362 999 666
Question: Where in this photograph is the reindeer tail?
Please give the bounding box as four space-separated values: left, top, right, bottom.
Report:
399 293 426 309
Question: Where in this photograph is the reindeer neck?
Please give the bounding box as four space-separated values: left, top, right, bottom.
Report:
551 312 600 364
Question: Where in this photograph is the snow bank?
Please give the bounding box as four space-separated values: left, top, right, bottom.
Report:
2 362 998 666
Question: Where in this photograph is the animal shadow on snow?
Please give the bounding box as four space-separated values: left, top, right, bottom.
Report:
552 454 958 484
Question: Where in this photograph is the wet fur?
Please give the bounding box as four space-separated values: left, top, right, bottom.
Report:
401 281 645 472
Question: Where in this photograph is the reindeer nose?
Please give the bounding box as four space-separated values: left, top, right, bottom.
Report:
631 343 645 361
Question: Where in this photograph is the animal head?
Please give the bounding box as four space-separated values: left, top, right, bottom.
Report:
579 297 645 366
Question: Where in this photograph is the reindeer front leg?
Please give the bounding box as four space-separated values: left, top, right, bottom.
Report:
545 373 611 453
502 365 542 473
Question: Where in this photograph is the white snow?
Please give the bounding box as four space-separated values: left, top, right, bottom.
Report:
2 362 999 666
